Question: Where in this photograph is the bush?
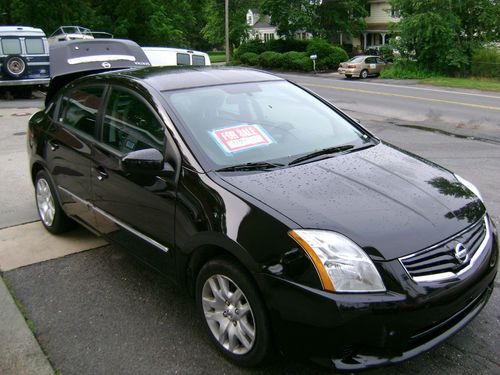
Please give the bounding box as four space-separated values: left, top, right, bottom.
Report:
282 51 313 71
265 39 310 53
258 51 284 68
378 45 395 62
380 61 439 79
234 40 267 58
235 38 310 59
240 52 259 66
471 47 500 79
306 39 349 70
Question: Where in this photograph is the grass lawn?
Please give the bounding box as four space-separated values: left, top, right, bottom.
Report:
208 52 226 63
418 77 500 92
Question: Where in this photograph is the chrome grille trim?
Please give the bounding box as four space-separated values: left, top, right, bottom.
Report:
399 216 491 283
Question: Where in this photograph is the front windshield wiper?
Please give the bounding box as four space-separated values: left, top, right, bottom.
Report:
215 162 285 172
288 145 355 166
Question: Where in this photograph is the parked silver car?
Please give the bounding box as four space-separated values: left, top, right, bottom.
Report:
338 55 387 79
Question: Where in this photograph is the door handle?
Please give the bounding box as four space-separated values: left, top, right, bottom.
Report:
95 167 109 181
48 140 59 151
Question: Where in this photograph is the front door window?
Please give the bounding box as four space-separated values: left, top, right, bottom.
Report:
102 88 165 154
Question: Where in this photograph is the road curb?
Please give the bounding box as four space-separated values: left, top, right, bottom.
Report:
0 275 54 375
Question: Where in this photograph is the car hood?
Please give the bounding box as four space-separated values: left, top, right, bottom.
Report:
218 143 485 261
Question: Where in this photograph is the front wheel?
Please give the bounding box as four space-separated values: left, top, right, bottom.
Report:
196 257 272 367
35 170 73 234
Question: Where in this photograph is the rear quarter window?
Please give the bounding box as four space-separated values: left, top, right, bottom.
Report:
1 38 22 54
25 38 45 54
192 55 206 66
177 53 190 65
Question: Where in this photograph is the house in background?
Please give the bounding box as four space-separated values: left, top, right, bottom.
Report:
246 9 278 42
355 0 400 50
246 9 312 42
246 1 398 50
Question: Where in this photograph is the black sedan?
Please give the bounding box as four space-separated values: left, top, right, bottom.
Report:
28 48 497 370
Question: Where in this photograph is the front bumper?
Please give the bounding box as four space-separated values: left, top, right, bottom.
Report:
257 226 498 370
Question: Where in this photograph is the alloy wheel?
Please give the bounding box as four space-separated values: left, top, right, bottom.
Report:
202 274 256 355
36 178 55 226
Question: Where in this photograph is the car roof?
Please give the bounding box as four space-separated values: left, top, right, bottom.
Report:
101 66 284 92
142 46 208 56
0 25 46 37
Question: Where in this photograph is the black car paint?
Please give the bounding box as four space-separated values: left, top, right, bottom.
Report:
219 142 485 261
28 67 498 370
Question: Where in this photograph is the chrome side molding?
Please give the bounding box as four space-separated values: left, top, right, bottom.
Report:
58 186 169 254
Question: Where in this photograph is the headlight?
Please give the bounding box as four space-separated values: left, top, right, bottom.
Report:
289 230 385 293
455 174 483 202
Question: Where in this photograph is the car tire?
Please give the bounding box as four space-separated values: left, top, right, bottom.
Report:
360 69 368 79
196 257 272 367
3 55 27 78
34 170 73 234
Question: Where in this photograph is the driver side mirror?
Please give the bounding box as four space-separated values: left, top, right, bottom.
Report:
120 148 174 176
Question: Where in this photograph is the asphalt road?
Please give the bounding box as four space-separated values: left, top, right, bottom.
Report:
279 73 500 143
1 77 500 375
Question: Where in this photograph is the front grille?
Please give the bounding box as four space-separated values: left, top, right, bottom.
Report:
400 217 489 282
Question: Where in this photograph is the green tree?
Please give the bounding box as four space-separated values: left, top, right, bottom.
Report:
390 0 500 74
261 0 321 38
5 0 201 48
147 1 195 47
8 0 104 34
316 0 368 41
186 1 213 50
202 0 258 49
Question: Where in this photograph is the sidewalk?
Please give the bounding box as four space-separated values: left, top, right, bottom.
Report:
0 275 54 375
0 221 107 375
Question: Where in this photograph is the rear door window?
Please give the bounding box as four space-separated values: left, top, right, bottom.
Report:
102 88 165 153
1 38 22 54
365 57 376 64
176 53 190 66
25 38 45 54
59 86 104 137
192 55 206 66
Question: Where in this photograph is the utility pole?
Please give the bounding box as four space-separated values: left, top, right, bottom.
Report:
225 0 230 64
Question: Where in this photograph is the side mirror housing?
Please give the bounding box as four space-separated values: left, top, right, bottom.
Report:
121 148 173 175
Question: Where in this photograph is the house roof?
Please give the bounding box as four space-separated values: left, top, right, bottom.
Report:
252 15 273 29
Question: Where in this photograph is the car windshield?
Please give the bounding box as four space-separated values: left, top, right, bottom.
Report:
163 80 373 171
348 56 365 63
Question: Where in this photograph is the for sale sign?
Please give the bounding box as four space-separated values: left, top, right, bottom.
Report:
210 124 274 153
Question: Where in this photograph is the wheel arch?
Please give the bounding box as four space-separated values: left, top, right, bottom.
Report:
31 161 45 184
182 240 260 297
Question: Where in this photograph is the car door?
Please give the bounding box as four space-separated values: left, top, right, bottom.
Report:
365 57 378 75
376 57 387 74
44 84 105 229
90 85 177 275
